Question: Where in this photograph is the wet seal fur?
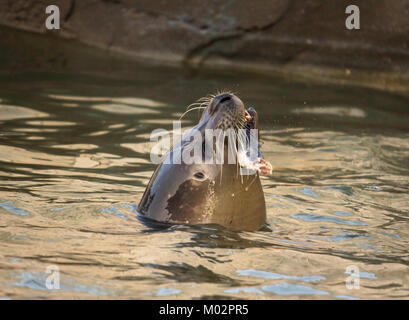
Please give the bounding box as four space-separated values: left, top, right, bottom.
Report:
138 92 271 231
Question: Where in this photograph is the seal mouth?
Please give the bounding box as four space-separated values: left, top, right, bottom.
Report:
182 91 272 175
208 93 272 175
244 107 259 131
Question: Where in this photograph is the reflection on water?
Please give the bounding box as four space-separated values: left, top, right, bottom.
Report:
0 57 409 299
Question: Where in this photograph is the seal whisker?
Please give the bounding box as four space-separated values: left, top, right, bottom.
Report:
179 106 207 120
219 162 223 186
245 173 258 191
229 124 241 180
217 129 224 186
236 125 251 186
185 102 204 110
198 95 213 101
186 99 211 110
185 96 212 114
232 123 245 185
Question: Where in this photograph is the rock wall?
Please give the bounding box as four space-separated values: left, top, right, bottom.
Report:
0 0 408 74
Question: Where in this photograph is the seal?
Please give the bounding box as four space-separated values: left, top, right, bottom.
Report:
138 92 272 231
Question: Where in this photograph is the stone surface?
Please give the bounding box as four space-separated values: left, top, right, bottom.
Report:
0 0 408 75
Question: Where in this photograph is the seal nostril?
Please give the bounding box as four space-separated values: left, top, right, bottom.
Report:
193 172 205 180
219 96 231 103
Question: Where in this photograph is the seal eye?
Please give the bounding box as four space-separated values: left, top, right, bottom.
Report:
193 172 205 180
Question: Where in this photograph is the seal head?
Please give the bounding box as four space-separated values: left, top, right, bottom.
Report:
138 92 269 231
